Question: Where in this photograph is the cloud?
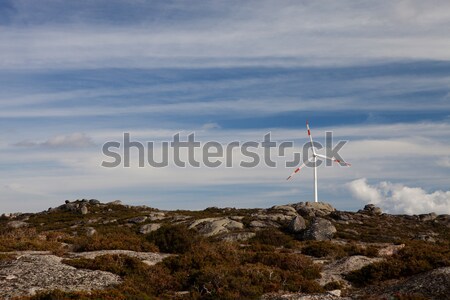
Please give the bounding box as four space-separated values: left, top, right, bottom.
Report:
201 122 221 130
1 1 450 69
14 133 94 149
347 178 450 215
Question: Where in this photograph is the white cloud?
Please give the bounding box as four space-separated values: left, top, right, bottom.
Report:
347 178 450 215
2 1 450 69
201 122 221 130
15 132 94 148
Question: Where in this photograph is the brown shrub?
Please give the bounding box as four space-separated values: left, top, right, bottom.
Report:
70 226 157 252
346 240 450 286
146 224 200 254
0 228 65 255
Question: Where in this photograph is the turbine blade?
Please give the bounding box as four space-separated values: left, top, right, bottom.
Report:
316 154 351 166
306 120 316 154
286 162 307 180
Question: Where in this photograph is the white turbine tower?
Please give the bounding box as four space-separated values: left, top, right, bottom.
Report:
286 121 350 202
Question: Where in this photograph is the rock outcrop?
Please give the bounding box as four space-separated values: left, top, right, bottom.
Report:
189 217 244 237
0 252 121 299
303 217 337 241
358 204 382 215
139 223 161 234
288 215 306 233
292 202 335 217
379 267 450 300
318 255 384 288
7 220 28 229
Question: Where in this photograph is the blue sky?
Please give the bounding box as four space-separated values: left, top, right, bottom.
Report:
1 0 450 214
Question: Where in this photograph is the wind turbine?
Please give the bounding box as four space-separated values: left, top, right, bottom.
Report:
286 121 350 202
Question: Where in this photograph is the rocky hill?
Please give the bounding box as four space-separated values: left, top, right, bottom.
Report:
0 200 449 300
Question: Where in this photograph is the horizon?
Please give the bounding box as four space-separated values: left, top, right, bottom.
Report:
1 0 450 215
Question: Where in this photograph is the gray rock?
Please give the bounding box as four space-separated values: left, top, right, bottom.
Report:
418 212 437 222
128 216 148 224
80 205 88 215
59 203 78 212
108 200 123 206
0 253 121 299
70 250 171 266
147 212 166 221
7 220 28 229
330 211 352 221
219 232 256 242
292 202 335 217
89 199 100 205
256 213 293 223
139 223 161 234
288 215 306 233
85 227 97 237
249 220 270 228
358 204 382 215
303 217 336 241
270 205 298 215
318 255 384 288
189 217 244 237
379 267 450 300
414 234 436 243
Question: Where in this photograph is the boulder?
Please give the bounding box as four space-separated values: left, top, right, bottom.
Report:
255 213 293 223
80 205 88 215
89 199 100 205
288 215 306 233
7 220 28 229
418 212 437 222
303 217 336 241
85 227 97 237
292 202 335 217
148 212 166 221
330 211 352 221
189 218 244 237
358 204 382 215
108 200 123 206
139 223 161 234
249 220 271 228
270 205 298 215
127 216 148 224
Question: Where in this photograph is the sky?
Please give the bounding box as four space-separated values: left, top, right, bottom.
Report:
1 0 450 214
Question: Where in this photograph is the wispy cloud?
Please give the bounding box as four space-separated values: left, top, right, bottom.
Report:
14 133 94 149
1 1 450 69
